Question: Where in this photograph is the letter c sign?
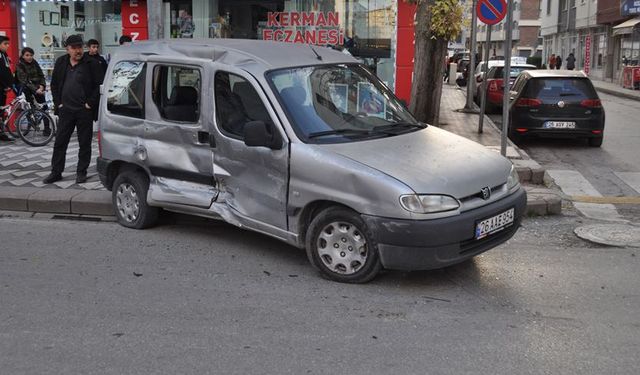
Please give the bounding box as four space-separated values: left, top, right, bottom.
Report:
130 13 139 25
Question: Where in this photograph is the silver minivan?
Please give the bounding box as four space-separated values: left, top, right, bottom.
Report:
98 39 526 283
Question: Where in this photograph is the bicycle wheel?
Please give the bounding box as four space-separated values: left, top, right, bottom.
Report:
16 109 55 147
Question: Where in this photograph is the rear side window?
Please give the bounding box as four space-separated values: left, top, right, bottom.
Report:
107 61 146 119
152 65 201 123
214 71 272 139
524 78 598 99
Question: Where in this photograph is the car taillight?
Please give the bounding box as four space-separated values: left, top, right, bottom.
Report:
515 98 542 107
580 99 602 108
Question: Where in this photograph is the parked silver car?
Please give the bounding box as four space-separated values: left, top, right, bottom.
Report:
97 39 526 283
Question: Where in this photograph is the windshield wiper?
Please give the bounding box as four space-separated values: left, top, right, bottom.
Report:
308 129 373 139
559 93 578 97
371 122 427 134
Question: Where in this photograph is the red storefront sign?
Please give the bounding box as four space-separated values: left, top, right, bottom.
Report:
584 35 591 75
394 1 417 104
122 0 148 41
262 12 344 45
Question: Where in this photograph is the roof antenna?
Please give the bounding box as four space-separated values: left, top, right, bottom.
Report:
309 44 323 61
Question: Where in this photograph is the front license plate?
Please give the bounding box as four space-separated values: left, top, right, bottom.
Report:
543 121 576 129
475 208 515 240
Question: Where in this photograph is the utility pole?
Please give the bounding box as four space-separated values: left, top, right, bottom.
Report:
501 0 514 157
147 0 164 40
465 0 479 111
478 25 492 133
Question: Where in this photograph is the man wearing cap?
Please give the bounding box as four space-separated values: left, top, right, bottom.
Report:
43 35 104 184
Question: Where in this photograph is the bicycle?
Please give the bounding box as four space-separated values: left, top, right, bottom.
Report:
15 95 56 147
1 88 56 147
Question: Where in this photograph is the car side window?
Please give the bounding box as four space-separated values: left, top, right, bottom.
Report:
107 61 146 119
152 65 201 123
214 71 272 139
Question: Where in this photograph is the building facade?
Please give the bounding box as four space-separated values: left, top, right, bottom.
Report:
476 0 543 60
1 0 428 103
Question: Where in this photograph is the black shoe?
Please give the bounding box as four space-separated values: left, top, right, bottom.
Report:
76 172 88 184
0 133 13 141
42 128 52 137
43 172 63 184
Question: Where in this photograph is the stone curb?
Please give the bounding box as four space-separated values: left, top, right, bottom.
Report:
1 186 560 219
593 85 640 102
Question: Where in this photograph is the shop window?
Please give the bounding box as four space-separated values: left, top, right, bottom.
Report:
107 61 146 119
215 72 272 140
152 65 201 123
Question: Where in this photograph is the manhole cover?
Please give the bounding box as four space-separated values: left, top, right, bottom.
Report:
574 224 640 248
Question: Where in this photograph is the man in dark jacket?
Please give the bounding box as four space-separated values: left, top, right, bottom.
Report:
0 35 14 141
566 53 576 70
84 39 108 78
43 35 104 184
15 47 51 136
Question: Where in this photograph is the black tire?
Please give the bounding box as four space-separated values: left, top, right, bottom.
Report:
112 170 159 229
305 207 382 283
588 136 603 147
16 109 55 147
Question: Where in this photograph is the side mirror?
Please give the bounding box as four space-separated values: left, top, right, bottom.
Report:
243 121 282 150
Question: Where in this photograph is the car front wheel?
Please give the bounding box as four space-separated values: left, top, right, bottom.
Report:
305 207 382 283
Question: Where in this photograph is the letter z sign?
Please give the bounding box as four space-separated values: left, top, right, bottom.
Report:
477 0 507 25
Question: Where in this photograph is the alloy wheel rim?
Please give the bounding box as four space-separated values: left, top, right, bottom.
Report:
316 221 368 275
116 183 140 223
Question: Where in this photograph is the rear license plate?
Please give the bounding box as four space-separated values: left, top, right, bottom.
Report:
475 208 515 240
543 121 576 129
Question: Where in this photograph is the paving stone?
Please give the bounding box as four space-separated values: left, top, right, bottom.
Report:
0 187 40 211
27 189 84 213
71 190 113 216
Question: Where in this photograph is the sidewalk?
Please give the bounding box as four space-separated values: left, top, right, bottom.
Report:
591 79 640 102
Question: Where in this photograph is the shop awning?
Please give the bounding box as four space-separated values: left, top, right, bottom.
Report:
613 18 640 36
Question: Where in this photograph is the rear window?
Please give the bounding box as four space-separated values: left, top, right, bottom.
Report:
524 78 598 99
490 66 534 79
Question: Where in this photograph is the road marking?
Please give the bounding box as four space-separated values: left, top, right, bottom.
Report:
547 169 626 222
615 172 640 194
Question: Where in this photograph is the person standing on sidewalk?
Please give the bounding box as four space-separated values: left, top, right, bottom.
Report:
548 54 556 70
15 47 51 137
43 35 103 184
0 35 14 142
555 55 562 69
566 53 576 70
84 39 108 77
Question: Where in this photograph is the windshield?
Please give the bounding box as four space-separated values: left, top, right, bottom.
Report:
267 64 421 144
491 66 535 79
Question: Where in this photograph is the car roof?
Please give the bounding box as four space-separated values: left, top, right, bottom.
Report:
112 39 358 74
523 70 589 78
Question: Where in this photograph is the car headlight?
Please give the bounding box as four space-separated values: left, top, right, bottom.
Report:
507 165 520 190
399 194 460 214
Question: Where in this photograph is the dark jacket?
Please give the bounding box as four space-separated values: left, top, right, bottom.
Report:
83 51 108 80
566 55 576 70
0 51 13 90
51 54 103 120
15 58 46 93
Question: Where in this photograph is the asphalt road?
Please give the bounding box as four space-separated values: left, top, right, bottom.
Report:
1 214 639 374
490 92 640 219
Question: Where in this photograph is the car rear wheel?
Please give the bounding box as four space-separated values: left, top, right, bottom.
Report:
112 170 159 229
305 207 382 283
588 136 603 147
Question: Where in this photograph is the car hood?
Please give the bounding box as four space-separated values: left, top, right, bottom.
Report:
319 126 513 199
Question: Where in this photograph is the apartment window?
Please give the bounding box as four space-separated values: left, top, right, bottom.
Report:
547 0 552 15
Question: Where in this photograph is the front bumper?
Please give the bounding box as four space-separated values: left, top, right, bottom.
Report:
362 187 527 271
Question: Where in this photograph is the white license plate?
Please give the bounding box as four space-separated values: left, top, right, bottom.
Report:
475 208 515 240
543 121 576 129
